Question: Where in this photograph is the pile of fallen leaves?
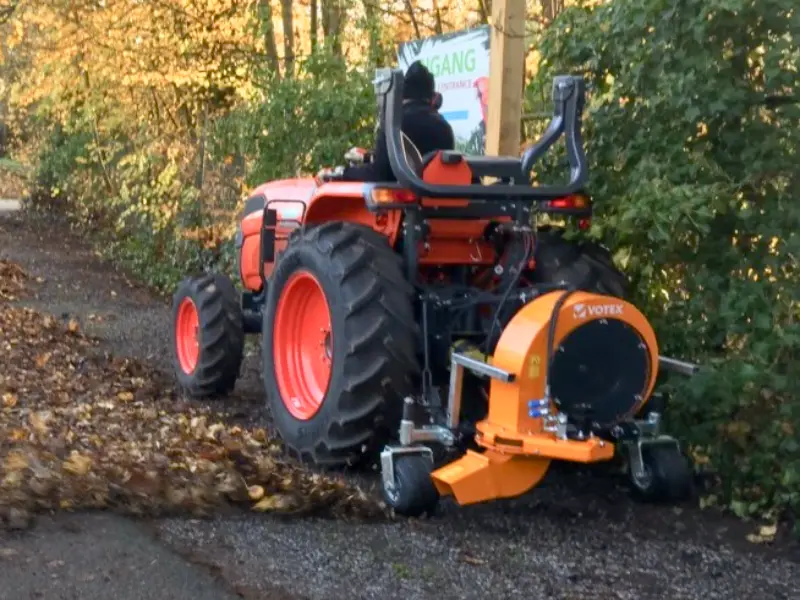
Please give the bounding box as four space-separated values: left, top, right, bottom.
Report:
0 262 387 529
0 259 28 302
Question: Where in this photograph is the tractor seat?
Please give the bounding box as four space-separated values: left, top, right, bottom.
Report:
401 132 425 176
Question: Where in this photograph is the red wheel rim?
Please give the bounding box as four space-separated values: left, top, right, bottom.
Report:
273 270 333 420
176 297 200 374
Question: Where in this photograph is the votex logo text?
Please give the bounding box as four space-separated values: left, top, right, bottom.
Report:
572 303 624 319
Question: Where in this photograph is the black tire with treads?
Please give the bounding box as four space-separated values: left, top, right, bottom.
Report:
262 221 420 468
630 443 695 502
532 228 629 298
484 227 629 352
383 454 440 517
171 272 244 397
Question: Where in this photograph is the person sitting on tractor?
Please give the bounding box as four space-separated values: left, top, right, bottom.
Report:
317 61 455 183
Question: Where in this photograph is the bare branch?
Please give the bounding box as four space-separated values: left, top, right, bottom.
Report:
403 0 421 38
0 1 19 25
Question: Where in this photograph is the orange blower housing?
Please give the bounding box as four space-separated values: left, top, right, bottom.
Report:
430 290 658 506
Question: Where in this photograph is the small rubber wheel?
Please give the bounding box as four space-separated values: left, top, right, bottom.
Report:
171 272 244 397
629 443 694 503
382 454 440 517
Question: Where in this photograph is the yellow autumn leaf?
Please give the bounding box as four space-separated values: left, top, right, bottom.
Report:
247 485 265 501
28 411 50 435
67 318 80 333
746 523 779 544
35 352 52 368
117 391 135 402
252 494 292 512
2 392 18 408
5 451 29 471
62 452 93 476
758 524 778 538
9 428 28 442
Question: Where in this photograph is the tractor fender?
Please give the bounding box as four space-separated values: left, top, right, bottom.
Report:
304 183 402 244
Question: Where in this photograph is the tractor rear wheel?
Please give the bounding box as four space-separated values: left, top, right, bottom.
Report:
532 228 628 297
171 273 245 397
262 222 419 468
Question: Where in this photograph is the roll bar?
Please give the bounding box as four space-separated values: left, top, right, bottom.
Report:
374 69 589 200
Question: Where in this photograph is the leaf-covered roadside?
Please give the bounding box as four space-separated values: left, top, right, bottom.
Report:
0 262 387 529
0 258 27 301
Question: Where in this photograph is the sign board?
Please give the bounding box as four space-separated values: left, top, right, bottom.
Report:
397 26 491 155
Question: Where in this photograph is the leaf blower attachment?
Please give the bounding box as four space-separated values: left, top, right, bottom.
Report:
428 290 659 506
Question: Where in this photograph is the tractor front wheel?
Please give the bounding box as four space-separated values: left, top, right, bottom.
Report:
262 222 419 468
171 273 245 397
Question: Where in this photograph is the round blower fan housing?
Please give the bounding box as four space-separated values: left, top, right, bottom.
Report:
548 318 651 427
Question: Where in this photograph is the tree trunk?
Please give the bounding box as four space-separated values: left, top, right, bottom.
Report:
195 102 208 190
0 2 19 26
280 0 295 75
321 0 343 56
431 0 444 35
539 0 564 23
404 0 421 38
362 0 383 66
477 0 491 24
310 0 318 53
0 120 7 158
258 0 281 76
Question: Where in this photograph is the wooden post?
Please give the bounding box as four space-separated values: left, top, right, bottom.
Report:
485 0 526 157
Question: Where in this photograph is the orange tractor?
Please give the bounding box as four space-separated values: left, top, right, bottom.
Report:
171 69 698 516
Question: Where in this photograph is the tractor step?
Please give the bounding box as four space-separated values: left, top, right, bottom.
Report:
241 290 265 334
242 310 261 334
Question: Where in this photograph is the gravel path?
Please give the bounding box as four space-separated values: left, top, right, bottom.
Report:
1 212 799 600
0 514 241 600
0 199 22 213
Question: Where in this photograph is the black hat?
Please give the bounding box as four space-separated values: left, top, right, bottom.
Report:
404 61 435 101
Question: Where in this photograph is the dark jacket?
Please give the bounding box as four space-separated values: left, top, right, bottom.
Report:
341 100 455 182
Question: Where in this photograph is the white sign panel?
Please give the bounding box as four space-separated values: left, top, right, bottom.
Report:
397 26 491 155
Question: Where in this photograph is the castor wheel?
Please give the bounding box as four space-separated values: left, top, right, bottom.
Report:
628 441 694 502
382 453 440 517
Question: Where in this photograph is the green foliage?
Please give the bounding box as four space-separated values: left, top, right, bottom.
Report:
25 49 376 293
212 52 377 185
535 0 800 526
0 157 27 174
34 125 92 203
28 106 229 293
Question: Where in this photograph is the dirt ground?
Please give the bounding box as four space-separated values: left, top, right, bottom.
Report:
1 212 799 600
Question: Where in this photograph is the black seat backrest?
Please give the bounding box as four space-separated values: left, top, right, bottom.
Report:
401 132 424 176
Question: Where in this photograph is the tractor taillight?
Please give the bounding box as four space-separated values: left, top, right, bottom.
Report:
369 187 419 204
548 194 590 210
